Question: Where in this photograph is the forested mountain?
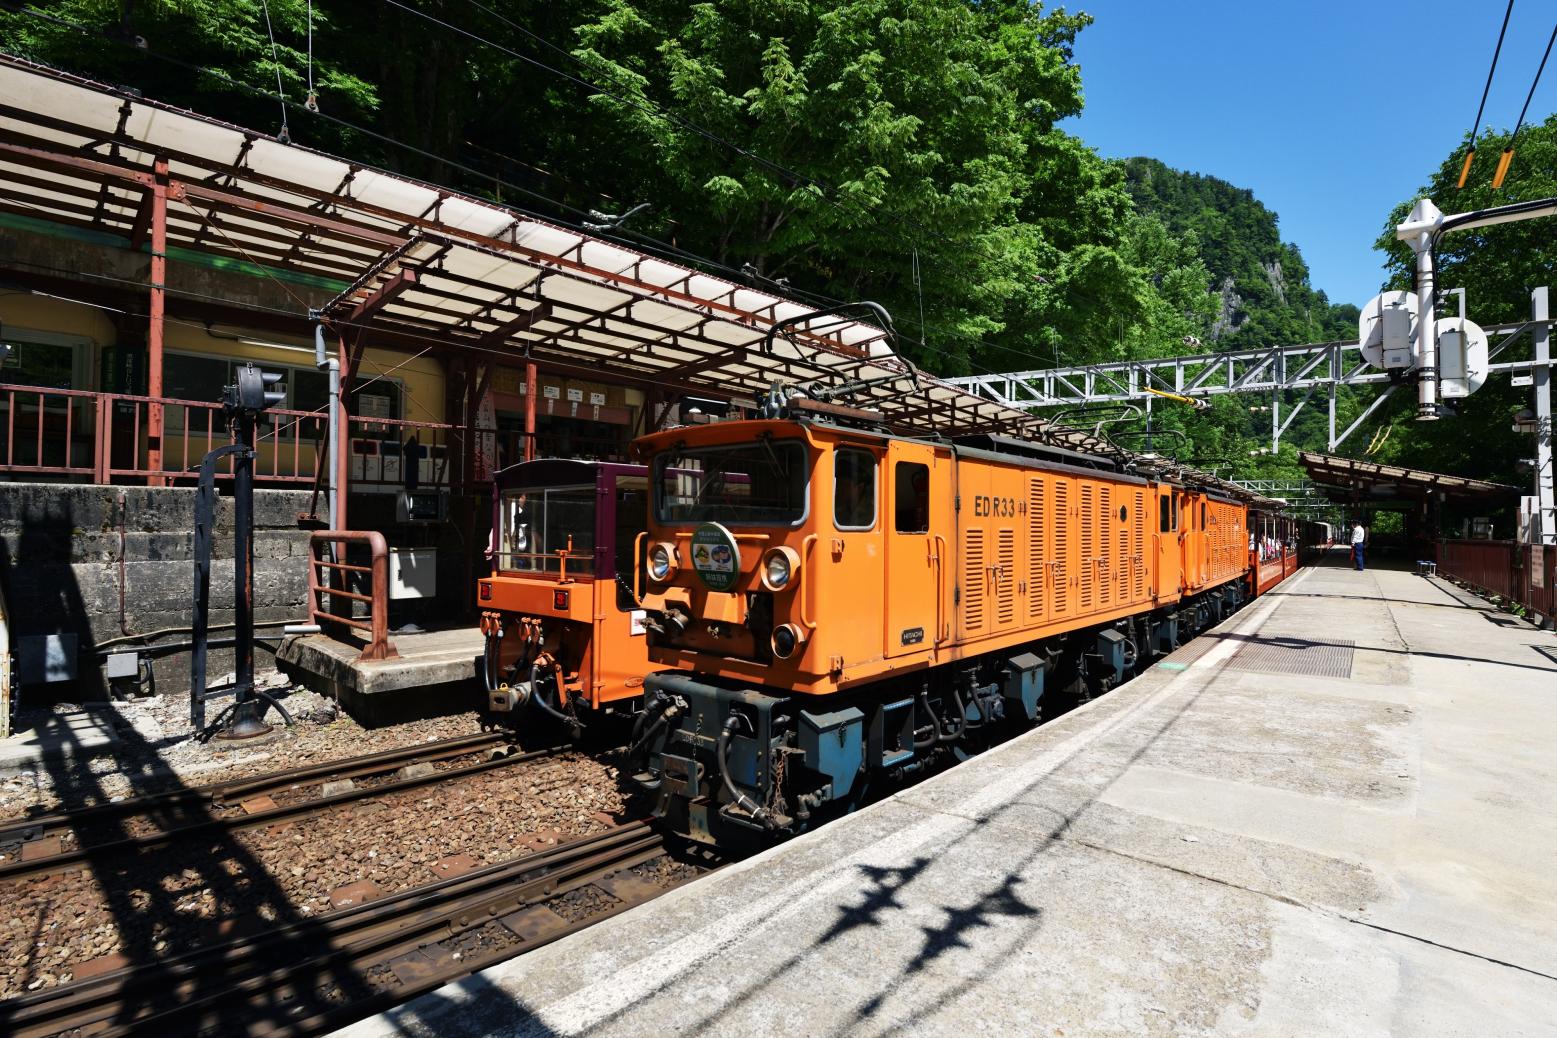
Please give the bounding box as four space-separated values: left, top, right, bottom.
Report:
1121 158 1358 349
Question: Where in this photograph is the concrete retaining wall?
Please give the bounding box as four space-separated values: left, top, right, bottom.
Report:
0 482 313 699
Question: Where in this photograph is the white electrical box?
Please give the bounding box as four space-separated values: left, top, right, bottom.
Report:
1359 291 1419 371
1381 307 1413 369
1436 317 1489 399
388 548 437 600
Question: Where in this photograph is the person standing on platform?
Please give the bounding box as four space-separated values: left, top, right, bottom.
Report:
1351 520 1367 571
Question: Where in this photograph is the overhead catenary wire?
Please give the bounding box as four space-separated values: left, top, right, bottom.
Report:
1460 0 1515 188
1493 19 1557 189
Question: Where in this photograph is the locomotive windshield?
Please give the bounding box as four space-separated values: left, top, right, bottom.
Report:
654 440 807 525
498 484 596 573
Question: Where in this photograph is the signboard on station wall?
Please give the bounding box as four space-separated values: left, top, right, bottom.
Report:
358 394 392 419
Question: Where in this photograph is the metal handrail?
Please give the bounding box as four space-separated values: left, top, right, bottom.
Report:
308 530 399 661
0 383 456 488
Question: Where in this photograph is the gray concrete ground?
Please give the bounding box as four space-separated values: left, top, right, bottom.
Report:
277 626 482 722
0 706 120 776
337 557 1557 1038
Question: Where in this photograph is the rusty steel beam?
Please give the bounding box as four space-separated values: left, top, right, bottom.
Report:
336 331 352 531
127 187 155 251
147 155 168 485
171 180 405 250
477 303 554 347
524 361 537 461
347 268 418 325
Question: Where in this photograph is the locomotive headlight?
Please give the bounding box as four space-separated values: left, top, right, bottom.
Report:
648 542 676 582
770 623 804 660
761 546 800 591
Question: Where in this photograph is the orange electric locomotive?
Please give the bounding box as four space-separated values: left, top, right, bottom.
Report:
477 458 652 731
624 391 1274 843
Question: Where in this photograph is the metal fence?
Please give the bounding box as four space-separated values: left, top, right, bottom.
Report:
0 383 457 489
1437 539 1556 628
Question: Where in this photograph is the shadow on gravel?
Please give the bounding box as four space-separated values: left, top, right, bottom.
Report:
0 705 378 1033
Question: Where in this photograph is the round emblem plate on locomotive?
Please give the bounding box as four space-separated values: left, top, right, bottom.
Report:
690 522 740 591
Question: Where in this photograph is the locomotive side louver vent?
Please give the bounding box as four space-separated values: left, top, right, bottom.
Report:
1053 482 1069 616
997 528 1016 626
1080 484 1094 611
1099 485 1112 607
1118 508 1128 601
1028 478 1045 622
1133 490 1146 598
965 528 985 632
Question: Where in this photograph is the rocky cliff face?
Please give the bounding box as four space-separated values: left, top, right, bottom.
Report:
1263 259 1288 307
1210 277 1243 340
1121 156 1355 349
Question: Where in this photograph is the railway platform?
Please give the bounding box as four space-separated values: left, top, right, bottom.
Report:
337 554 1557 1037
277 626 485 724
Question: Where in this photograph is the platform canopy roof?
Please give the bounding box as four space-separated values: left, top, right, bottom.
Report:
0 55 1024 437
0 55 1275 496
1298 452 1521 508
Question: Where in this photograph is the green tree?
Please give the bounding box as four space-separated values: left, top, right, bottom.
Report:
568 0 1121 372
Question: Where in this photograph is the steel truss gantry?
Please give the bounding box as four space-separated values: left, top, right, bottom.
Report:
945 317 1555 453
1228 480 1339 516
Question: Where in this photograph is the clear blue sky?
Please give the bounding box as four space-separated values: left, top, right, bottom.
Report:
1066 1 1555 308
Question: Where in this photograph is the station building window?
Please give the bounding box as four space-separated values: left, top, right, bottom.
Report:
834 446 876 530
894 462 929 533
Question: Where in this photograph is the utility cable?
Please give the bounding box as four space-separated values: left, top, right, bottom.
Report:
257 0 290 142
1493 19 1557 189
1460 0 1514 188
305 0 318 112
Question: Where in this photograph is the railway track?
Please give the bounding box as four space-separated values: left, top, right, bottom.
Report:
0 821 709 1037
0 731 550 883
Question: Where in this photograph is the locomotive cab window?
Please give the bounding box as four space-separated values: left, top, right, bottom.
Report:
1159 495 1173 532
894 462 930 533
654 440 807 525
613 474 649 610
834 446 877 530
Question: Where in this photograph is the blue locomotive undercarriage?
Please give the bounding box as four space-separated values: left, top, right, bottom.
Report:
628 579 1247 845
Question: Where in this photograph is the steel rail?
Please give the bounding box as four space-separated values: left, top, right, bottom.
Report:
0 731 511 847
2 823 678 1038
0 738 564 884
